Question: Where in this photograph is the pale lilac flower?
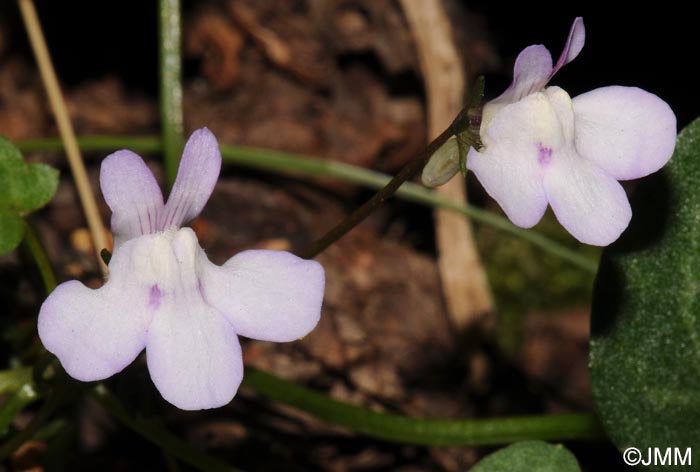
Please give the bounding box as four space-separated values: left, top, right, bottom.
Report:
38 128 325 410
467 18 676 245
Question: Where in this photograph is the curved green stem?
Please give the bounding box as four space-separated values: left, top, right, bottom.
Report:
22 222 57 293
243 369 605 445
17 136 597 272
158 0 184 187
17 136 161 154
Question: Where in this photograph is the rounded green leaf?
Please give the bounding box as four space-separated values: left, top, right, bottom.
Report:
0 136 23 163
13 163 60 211
0 138 24 204
471 441 580 472
0 212 25 255
0 136 59 212
590 119 700 469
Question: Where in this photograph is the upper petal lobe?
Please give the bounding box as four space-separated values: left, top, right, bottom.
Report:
160 128 222 229
550 17 585 78
100 150 164 249
486 45 553 115
482 17 585 128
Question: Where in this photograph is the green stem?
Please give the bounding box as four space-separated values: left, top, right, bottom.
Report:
0 227 57 457
158 0 184 187
22 222 57 293
243 369 605 445
91 386 240 472
17 136 161 154
17 136 597 272
299 126 453 258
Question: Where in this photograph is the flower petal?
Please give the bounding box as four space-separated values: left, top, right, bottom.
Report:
543 149 631 246
201 250 325 342
545 86 575 142
550 17 585 78
160 128 222 229
38 239 153 381
490 45 553 107
100 150 164 249
468 91 567 228
146 296 243 410
573 86 677 180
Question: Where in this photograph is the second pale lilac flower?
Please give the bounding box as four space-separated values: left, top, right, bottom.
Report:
38 128 325 410
467 18 676 245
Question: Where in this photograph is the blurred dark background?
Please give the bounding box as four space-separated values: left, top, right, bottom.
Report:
0 1 696 127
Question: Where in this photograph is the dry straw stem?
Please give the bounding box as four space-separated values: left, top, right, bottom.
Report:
399 0 493 329
18 0 109 277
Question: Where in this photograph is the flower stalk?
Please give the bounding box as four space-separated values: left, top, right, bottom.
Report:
299 95 482 260
159 0 185 188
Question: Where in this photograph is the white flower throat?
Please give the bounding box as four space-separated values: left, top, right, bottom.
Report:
129 227 202 295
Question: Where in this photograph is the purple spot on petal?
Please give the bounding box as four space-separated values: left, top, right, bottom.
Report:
537 142 553 166
149 284 163 309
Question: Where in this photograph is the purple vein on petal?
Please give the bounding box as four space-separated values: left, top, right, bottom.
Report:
147 205 154 233
161 189 186 229
160 194 176 229
149 284 163 310
171 192 186 228
151 201 163 232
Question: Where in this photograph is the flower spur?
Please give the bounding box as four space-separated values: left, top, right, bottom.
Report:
38 128 325 410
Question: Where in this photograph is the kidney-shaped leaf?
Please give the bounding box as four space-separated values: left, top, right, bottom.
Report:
0 136 58 254
471 441 580 472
